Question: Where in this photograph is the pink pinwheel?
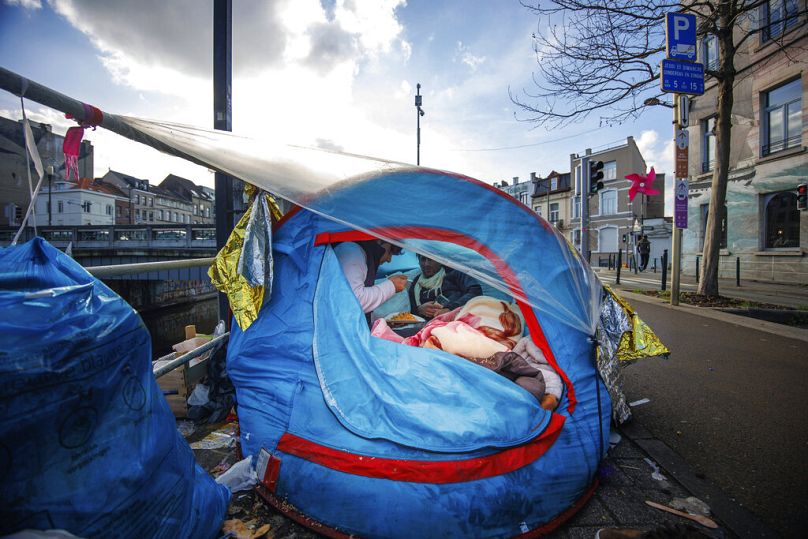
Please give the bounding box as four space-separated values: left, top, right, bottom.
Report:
625 167 660 201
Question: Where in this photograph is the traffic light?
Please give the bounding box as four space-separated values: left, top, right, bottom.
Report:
798 183 807 211
589 160 604 195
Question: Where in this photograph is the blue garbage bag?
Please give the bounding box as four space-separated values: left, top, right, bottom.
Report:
0 238 229 538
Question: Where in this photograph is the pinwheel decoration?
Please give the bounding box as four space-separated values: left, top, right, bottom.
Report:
625 166 660 201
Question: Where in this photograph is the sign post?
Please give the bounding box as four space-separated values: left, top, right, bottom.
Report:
662 12 702 305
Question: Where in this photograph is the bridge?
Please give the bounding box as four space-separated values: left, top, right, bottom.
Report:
1 225 219 310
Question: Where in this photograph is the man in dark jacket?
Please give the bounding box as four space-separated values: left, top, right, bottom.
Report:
409 254 482 319
637 235 651 271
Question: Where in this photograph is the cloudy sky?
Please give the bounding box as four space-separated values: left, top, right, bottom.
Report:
0 0 674 196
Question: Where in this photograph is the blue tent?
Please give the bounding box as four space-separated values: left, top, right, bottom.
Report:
228 169 610 538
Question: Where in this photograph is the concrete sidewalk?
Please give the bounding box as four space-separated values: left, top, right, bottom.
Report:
594 266 808 309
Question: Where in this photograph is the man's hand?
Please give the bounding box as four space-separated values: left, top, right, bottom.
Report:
540 394 559 411
388 274 408 293
418 301 446 319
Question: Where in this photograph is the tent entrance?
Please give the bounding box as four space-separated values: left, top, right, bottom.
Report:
309 234 563 453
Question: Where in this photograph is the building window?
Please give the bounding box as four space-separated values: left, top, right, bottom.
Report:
158 209 163 221
549 202 560 224
135 194 140 204
519 191 529 205
136 209 141 220
57 201 63 213
762 78 801 156
597 226 619 253
701 34 718 71
83 202 91 213
193 204 198 216
573 229 581 247
702 116 716 172
600 189 617 215
551 178 558 191
700 203 727 249
604 160 617 181
763 191 800 248
149 197 154 207
572 195 581 219
149 211 154 221
106 204 113 216
761 0 799 42
174 211 179 222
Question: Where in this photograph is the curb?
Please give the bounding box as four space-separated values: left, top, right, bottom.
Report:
619 421 780 538
615 289 808 344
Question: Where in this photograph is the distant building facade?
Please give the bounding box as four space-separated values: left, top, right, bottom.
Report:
101 170 156 224
159 174 215 224
34 177 123 226
531 170 573 235
495 176 532 206
684 11 806 283
569 136 666 262
0 115 93 226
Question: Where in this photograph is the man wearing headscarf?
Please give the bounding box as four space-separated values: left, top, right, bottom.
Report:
408 254 482 319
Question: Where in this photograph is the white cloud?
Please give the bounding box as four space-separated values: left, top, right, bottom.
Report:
635 129 673 176
5 0 41 9
454 41 486 72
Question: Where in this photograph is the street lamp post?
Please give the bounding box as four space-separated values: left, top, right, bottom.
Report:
415 83 425 166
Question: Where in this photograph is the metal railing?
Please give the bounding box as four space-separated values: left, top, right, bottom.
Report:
84 256 225 377
86 257 215 277
153 332 229 379
0 224 216 249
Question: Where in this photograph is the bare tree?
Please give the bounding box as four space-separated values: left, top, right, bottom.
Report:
513 0 807 297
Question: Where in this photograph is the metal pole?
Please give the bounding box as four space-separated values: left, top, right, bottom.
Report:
153 332 229 379
47 167 52 226
696 255 700 283
670 93 682 306
736 256 741 287
661 249 668 291
581 156 591 261
616 249 622 284
86 257 215 278
415 83 423 166
214 0 234 326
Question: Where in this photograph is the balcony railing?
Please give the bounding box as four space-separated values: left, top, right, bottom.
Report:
762 135 801 157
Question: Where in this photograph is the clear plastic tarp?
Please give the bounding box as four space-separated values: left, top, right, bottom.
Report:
119 117 601 335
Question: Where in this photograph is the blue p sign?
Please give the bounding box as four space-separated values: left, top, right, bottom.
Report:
666 13 697 61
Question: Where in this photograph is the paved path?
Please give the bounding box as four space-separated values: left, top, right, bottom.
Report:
619 294 808 536
595 268 808 309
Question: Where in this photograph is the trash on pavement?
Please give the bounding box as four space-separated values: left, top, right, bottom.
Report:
644 501 719 528
643 458 667 481
629 398 650 407
609 431 622 448
670 496 712 516
215 455 259 493
190 422 239 450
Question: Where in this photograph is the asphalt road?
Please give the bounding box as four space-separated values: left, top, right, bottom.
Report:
620 299 808 536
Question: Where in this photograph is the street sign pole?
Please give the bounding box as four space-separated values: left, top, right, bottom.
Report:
671 94 682 305
662 11 700 305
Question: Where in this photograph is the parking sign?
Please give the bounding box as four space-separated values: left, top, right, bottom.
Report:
666 13 697 61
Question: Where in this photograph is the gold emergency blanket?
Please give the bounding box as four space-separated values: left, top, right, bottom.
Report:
208 190 282 331
596 285 669 424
